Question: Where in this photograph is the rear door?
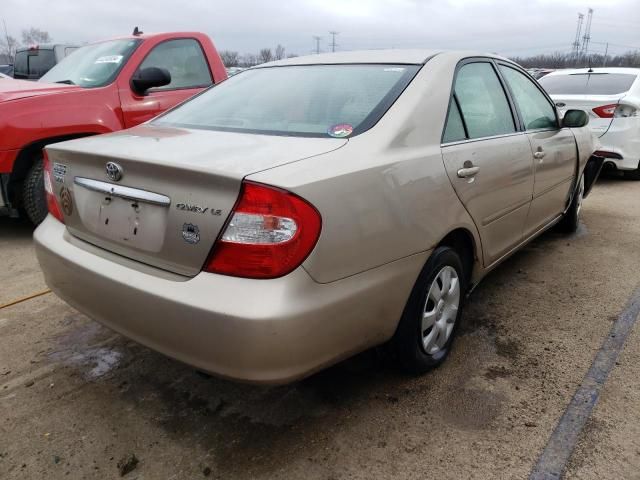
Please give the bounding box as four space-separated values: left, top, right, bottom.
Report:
119 38 214 127
441 60 534 266
498 64 577 236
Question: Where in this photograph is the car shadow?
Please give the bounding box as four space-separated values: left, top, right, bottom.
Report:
0 216 35 240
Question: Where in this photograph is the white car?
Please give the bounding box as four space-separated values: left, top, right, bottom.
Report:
539 68 640 178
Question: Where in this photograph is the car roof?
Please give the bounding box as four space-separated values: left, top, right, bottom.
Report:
260 49 516 67
544 67 640 77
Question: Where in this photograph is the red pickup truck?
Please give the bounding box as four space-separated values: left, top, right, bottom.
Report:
0 30 227 224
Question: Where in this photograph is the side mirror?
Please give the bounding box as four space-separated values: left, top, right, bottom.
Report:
562 109 589 128
131 67 171 95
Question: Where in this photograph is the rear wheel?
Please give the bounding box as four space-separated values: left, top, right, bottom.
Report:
22 153 47 225
392 246 466 373
557 173 584 234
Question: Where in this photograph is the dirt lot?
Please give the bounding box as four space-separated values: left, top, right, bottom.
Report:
2 177 640 479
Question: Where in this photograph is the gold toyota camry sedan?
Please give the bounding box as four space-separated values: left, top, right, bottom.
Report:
34 50 601 384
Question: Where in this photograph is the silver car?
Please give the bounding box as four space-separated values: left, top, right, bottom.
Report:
35 50 600 384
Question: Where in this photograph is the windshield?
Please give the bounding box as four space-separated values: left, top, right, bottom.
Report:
539 73 637 95
154 64 420 137
39 39 141 88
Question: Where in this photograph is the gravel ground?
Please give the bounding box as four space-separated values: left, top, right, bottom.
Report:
1 176 639 479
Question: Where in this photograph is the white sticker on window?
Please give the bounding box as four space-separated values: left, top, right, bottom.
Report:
384 67 406 72
94 55 123 64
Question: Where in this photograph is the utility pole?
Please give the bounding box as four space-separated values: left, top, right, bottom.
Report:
603 42 609 67
329 31 339 52
313 35 322 55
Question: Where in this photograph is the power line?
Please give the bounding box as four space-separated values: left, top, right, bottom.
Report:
329 31 339 52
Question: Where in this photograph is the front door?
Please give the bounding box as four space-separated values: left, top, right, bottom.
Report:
497 64 577 236
441 61 535 266
119 38 214 128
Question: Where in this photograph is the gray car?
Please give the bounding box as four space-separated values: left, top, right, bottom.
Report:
34 50 601 384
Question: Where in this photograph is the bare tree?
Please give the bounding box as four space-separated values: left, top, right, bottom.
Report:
219 50 240 67
0 35 17 63
241 53 257 67
21 27 51 45
274 44 285 60
258 48 273 64
511 50 640 69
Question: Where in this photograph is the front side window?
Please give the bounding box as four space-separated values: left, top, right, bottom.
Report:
137 39 212 91
499 66 558 130
154 64 420 137
454 62 516 139
539 73 637 95
39 39 141 88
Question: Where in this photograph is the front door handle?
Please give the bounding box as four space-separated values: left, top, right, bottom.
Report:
457 163 480 178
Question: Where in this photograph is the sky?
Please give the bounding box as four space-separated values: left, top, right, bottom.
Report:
2 0 639 58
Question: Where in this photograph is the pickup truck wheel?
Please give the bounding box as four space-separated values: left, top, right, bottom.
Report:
22 155 48 225
558 173 584 233
391 246 466 373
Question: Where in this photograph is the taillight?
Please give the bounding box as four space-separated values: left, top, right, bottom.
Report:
592 104 617 118
205 181 321 279
43 151 64 223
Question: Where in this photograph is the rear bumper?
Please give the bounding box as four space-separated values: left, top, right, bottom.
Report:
34 216 426 384
597 120 640 171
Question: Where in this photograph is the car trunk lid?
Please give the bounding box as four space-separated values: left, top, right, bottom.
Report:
550 93 626 136
45 124 347 276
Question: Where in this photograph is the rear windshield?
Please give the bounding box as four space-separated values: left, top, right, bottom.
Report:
539 73 637 95
154 64 420 138
14 49 55 79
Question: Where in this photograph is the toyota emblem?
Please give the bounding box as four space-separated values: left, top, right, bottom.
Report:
105 162 123 182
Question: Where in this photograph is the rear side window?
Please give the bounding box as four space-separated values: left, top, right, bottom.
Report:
14 49 55 79
454 62 516 139
539 73 637 95
442 97 466 143
138 39 212 90
499 66 558 130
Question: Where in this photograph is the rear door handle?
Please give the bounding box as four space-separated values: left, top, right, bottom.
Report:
534 150 546 160
457 165 480 178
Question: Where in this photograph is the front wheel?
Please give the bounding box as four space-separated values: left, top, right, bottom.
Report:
557 173 584 234
22 154 48 225
391 246 466 373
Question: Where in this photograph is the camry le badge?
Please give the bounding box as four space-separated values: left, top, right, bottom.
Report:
105 162 123 182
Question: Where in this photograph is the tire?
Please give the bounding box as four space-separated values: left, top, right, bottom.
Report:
557 173 584 234
22 154 48 225
391 246 466 373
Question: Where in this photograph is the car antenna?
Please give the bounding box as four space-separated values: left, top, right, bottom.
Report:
133 26 143 36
